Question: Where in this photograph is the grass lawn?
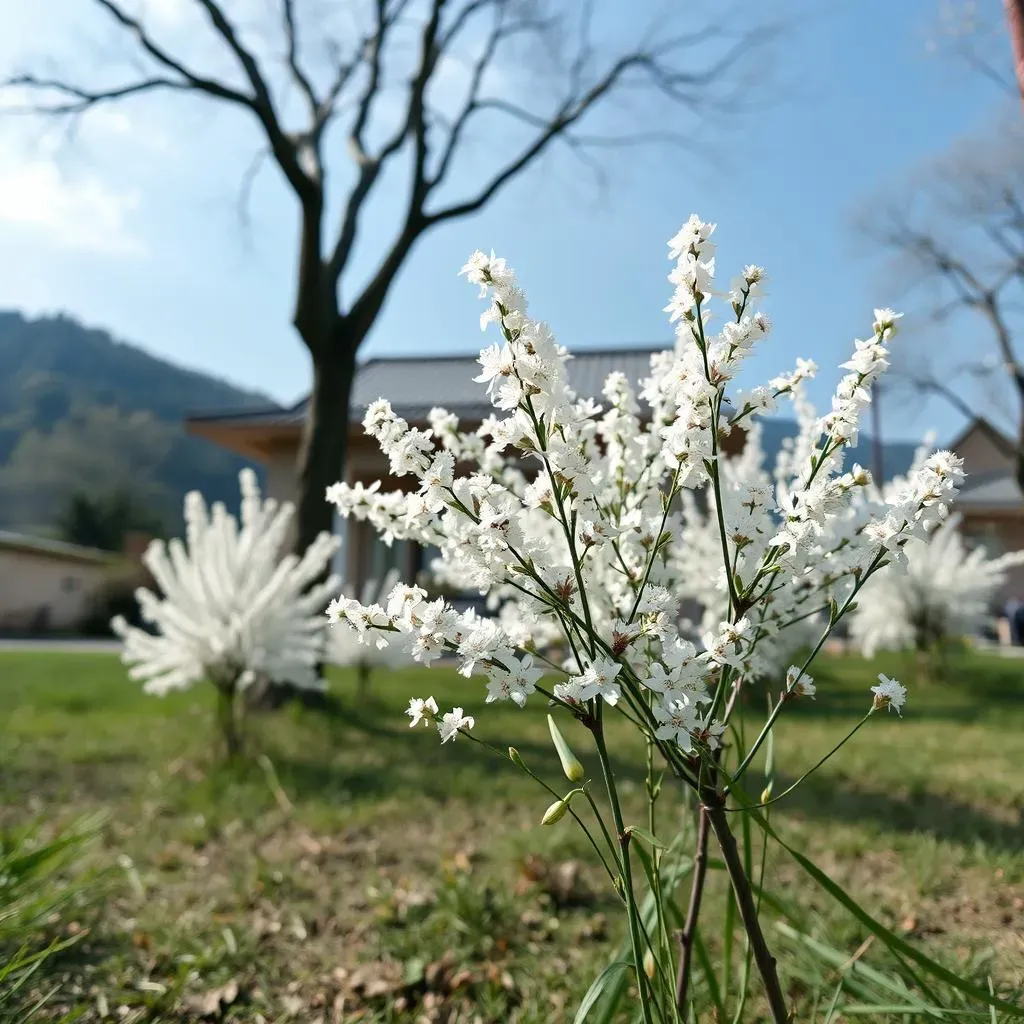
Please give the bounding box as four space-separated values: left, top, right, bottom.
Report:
1 648 1023 1022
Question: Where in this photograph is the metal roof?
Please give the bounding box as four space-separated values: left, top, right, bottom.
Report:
187 345 669 428
956 470 1022 509
0 530 118 565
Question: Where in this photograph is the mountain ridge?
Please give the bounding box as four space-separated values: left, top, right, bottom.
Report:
0 310 276 535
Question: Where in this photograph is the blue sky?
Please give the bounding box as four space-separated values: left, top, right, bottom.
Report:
0 0 1014 443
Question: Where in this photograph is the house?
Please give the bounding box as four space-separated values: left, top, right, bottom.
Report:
188 346 746 594
948 417 1024 602
0 531 118 633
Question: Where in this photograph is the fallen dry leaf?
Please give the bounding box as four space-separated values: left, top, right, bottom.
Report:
345 961 407 1000
185 978 240 1019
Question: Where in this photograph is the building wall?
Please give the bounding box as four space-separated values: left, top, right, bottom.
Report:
955 425 1012 476
0 550 110 632
951 424 1024 604
960 513 1024 603
263 447 299 506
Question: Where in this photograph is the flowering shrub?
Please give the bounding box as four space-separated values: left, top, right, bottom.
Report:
113 469 339 757
324 217 1012 1020
851 512 1024 658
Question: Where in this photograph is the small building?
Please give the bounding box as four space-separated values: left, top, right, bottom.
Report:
0 531 118 633
949 417 1024 602
188 346 740 594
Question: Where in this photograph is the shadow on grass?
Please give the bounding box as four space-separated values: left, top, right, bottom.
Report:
767 770 1024 854
261 701 647 807
736 652 1024 726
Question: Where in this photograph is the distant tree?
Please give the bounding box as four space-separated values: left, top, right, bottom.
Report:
56 489 165 552
856 115 1024 494
4 0 771 571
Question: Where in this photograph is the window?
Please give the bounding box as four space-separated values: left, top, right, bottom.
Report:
961 521 1004 558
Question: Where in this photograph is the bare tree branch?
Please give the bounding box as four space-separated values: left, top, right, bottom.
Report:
191 0 317 195
857 113 1024 491
3 73 189 113
92 0 254 105
281 0 320 117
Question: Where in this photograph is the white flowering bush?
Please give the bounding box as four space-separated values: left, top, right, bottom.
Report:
851 512 1024 659
112 469 340 757
324 217 1017 1020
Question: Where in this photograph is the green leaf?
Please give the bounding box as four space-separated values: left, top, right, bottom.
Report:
839 1006 990 1018
739 800 1024 1018
574 960 633 1024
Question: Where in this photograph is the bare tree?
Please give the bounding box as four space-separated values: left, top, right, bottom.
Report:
857 115 1024 491
3 0 768 563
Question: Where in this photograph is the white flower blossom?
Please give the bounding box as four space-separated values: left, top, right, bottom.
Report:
870 674 907 715
438 707 476 742
406 696 439 728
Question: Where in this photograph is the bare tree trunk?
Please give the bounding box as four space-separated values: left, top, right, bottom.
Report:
1016 419 1024 496
1006 0 1024 105
357 660 372 699
294 336 358 560
216 680 243 761
250 322 360 711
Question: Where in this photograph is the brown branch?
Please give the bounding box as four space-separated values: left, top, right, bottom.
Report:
328 0 444 285
421 27 761 227
281 0 320 116
92 0 254 105
191 0 316 196
705 801 790 1023
2 74 190 113
900 371 981 424
424 3 514 191
675 805 710 1014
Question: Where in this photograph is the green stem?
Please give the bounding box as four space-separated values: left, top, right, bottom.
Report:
727 552 884 788
723 714 872 811
592 705 658 1024
464 732 619 886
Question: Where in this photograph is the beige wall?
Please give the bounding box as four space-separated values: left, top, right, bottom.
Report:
263 447 299 506
955 425 1011 476
961 513 1024 603
0 549 110 632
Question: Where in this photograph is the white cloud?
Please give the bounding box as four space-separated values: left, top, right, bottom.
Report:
0 147 143 256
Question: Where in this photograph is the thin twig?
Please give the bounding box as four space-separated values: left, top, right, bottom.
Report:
675 804 710 1014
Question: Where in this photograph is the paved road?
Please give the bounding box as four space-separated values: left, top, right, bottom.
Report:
0 638 121 653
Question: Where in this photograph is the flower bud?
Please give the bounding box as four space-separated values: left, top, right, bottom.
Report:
541 799 569 826
643 949 656 980
760 781 773 804
547 715 585 782
508 747 527 771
